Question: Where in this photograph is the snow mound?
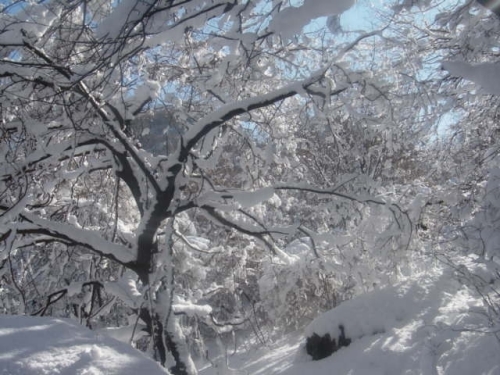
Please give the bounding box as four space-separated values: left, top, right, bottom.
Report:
199 270 500 375
298 272 500 374
305 277 437 342
0 315 168 375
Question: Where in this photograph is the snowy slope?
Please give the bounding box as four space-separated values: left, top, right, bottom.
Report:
199 269 500 375
1 268 498 375
0 315 168 375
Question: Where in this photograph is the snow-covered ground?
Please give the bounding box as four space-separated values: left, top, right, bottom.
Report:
0 315 167 375
1 266 498 375
199 268 500 375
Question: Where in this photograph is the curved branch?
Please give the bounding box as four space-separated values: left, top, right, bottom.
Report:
179 70 342 162
274 183 413 249
200 206 276 254
15 212 136 265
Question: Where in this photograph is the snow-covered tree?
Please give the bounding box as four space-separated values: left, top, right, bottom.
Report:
384 0 500 337
0 1 427 373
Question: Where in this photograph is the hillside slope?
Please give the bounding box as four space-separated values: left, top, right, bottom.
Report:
0 315 168 375
199 268 500 375
0 266 498 375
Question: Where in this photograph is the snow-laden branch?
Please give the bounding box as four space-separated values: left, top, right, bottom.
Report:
198 204 300 265
2 37 161 201
274 182 413 250
274 182 390 206
200 205 275 252
269 0 354 38
0 137 112 182
273 182 411 223
13 212 137 264
442 60 500 95
195 182 390 209
178 68 342 163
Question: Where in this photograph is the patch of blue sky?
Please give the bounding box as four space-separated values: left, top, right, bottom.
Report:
342 0 386 30
305 0 466 136
0 0 25 14
303 0 386 34
436 108 464 137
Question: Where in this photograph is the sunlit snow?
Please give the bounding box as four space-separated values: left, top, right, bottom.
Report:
0 315 168 375
442 61 500 95
199 269 500 375
269 0 355 38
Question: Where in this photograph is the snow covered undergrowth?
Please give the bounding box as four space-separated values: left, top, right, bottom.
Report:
1 266 498 375
0 315 168 375
199 267 500 375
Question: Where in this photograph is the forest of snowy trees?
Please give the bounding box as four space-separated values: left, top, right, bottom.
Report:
0 0 499 374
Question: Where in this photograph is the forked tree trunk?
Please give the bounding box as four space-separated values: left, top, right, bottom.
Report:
139 305 190 374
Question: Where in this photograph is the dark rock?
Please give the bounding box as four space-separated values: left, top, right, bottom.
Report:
338 325 351 348
306 325 351 361
306 333 337 360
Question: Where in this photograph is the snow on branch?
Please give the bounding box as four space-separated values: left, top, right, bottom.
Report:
476 0 500 18
0 137 114 182
274 182 390 206
13 212 137 264
442 60 500 95
172 303 212 318
198 205 299 264
274 182 413 249
269 0 354 38
200 206 276 252
179 69 345 162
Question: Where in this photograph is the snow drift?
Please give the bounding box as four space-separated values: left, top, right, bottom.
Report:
199 268 500 375
0 315 168 375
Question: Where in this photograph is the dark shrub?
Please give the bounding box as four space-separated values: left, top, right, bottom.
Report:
306 325 351 360
306 333 336 360
338 325 351 348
